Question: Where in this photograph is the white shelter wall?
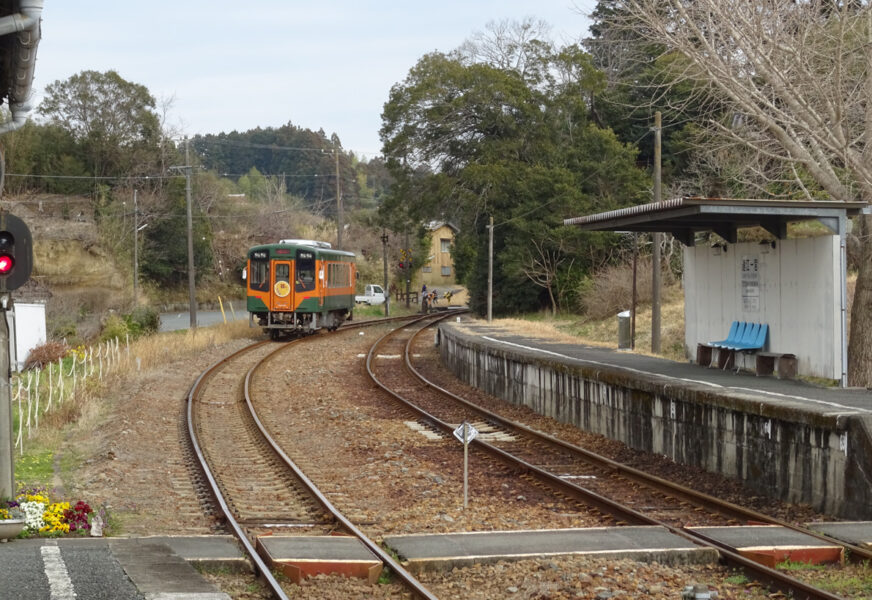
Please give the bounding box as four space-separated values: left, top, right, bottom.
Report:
683 237 839 380
12 302 46 371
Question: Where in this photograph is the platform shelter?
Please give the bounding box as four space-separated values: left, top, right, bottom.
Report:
565 197 867 386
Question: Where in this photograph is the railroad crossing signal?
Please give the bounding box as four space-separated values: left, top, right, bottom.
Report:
0 213 32 293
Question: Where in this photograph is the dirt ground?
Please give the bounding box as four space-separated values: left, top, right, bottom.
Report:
47 314 862 599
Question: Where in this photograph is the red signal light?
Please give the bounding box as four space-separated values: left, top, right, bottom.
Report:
0 254 13 275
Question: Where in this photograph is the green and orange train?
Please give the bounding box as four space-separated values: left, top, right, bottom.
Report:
245 239 356 339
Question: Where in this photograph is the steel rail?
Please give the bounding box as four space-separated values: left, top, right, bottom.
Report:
186 338 291 600
184 314 427 600
365 317 847 600
404 321 872 565
367 313 653 525
242 317 440 600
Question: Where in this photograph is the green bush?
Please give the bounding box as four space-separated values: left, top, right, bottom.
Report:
99 306 160 343
99 314 129 343
125 306 159 336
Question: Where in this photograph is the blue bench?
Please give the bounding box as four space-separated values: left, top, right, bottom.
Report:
699 321 768 369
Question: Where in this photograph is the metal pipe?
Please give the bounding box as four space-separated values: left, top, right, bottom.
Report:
0 0 44 135
0 0 42 37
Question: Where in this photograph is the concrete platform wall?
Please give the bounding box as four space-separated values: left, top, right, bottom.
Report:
439 325 872 519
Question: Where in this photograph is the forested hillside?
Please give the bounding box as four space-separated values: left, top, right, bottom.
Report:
4 3 872 383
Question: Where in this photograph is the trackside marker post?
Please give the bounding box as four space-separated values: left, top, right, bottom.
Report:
453 421 479 508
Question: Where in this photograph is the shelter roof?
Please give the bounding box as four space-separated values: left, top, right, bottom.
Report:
564 197 867 245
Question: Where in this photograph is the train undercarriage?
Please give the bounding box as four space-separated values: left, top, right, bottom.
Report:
252 309 351 339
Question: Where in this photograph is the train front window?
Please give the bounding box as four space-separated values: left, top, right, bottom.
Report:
276 263 289 285
249 258 269 292
295 250 316 292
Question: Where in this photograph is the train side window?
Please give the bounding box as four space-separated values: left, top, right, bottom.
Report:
295 250 316 292
249 259 269 292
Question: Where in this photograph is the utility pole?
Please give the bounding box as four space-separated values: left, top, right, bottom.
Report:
381 230 390 317
133 189 139 306
404 230 411 308
335 148 342 249
651 111 662 354
184 137 197 330
487 215 493 323
0 297 12 499
632 232 638 350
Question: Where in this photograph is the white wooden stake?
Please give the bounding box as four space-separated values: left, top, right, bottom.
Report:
25 371 32 437
14 377 22 453
46 362 53 412
57 358 64 403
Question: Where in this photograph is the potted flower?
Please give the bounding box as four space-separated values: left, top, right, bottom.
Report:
0 499 26 541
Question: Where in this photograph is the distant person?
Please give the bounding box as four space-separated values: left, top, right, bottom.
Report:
421 283 427 296
444 289 453 304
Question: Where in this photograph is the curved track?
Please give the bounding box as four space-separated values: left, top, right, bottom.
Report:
365 314 859 600
186 316 439 600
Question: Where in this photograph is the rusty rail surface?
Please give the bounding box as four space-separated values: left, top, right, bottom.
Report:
185 314 438 600
363 316 851 600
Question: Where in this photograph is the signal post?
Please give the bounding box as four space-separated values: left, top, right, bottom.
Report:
0 212 33 499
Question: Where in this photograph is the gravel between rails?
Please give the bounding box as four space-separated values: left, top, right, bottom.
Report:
60 322 864 599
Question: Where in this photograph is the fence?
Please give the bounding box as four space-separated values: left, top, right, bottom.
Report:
11 336 128 454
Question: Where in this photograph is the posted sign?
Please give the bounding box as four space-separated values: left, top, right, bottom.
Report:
453 422 479 444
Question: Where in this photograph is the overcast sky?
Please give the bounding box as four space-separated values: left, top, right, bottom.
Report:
34 1 596 158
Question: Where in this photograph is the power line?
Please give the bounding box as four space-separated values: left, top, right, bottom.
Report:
193 138 338 153
4 171 339 180
6 171 340 181
4 173 181 180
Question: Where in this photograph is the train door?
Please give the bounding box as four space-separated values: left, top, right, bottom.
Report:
273 261 292 311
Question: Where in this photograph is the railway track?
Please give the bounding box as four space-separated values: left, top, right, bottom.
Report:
185 315 439 600
365 314 864 600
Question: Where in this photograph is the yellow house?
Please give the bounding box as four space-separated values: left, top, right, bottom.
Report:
421 221 458 287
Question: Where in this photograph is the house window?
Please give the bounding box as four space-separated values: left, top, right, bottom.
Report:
440 238 451 253
441 266 451 276
423 266 432 273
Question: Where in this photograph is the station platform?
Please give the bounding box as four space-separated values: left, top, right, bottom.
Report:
444 320 872 415
438 319 872 519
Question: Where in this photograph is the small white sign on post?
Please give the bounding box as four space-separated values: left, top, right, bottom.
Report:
453 421 479 508
453 421 479 444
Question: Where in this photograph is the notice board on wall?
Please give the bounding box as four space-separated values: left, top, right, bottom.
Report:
741 255 760 312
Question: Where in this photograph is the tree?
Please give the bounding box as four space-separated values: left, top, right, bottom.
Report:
2 121 88 194
191 124 359 216
380 22 649 315
601 0 872 385
140 178 212 286
522 239 572 316
38 69 161 177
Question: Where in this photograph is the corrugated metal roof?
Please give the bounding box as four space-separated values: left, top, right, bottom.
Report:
564 197 867 245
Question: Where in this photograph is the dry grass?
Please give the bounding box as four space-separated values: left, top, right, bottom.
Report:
16 320 261 458
490 282 688 362
124 320 259 373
